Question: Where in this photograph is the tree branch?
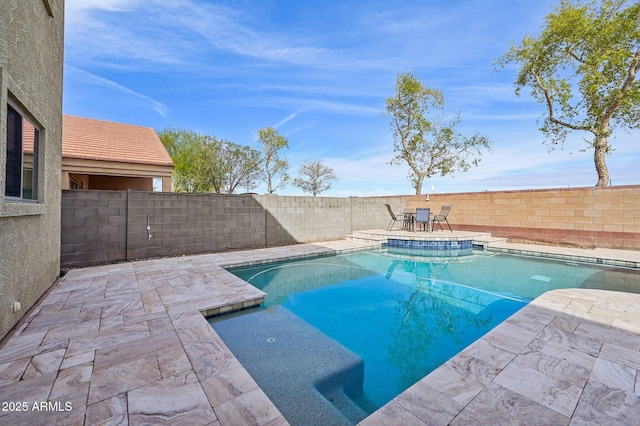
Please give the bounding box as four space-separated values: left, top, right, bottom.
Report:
566 47 586 63
532 71 594 133
601 46 640 126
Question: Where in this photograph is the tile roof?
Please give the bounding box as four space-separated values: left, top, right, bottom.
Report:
61 115 174 167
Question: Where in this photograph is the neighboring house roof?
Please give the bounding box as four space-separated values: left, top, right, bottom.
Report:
61 115 173 167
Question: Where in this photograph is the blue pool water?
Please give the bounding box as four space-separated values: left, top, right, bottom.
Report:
209 248 640 425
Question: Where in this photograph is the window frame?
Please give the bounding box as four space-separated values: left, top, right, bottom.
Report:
1 94 46 217
5 101 40 203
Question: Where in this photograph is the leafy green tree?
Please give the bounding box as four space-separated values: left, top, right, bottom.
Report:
158 127 209 192
222 143 262 194
292 160 337 196
497 0 640 186
201 140 262 194
385 72 492 195
159 127 262 194
258 126 290 193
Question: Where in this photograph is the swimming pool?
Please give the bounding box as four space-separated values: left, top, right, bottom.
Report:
209 248 640 425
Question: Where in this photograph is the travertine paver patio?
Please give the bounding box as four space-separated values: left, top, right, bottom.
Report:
0 234 639 425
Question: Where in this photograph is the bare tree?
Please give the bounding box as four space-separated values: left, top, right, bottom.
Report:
292 161 337 196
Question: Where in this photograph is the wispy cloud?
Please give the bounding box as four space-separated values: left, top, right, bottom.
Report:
65 0 344 70
274 109 310 128
67 66 169 117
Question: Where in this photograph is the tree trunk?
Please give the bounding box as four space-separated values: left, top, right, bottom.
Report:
594 135 610 186
414 175 424 195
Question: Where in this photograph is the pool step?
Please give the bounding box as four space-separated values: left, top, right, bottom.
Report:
211 306 369 426
471 235 508 248
345 232 387 246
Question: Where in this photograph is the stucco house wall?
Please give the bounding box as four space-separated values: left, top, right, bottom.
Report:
0 0 64 338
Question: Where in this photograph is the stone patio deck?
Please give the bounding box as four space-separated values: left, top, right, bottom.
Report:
1 233 640 425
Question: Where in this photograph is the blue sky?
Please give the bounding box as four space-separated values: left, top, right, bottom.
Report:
63 0 639 196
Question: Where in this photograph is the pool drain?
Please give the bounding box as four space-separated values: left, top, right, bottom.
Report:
267 338 276 343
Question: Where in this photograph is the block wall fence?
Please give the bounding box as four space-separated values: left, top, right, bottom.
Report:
61 185 640 270
60 190 404 269
406 185 640 250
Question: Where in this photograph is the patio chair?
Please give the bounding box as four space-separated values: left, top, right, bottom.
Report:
431 204 453 232
415 208 431 231
385 204 408 231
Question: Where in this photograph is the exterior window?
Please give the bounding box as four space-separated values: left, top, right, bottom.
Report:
5 103 39 201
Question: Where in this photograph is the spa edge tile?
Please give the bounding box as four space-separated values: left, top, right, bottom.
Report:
449 383 570 426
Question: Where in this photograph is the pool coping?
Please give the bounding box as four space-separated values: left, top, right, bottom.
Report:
0 235 639 424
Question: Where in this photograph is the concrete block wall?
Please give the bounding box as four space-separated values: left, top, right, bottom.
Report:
61 190 127 268
262 196 351 243
406 185 640 249
61 190 404 269
128 191 266 260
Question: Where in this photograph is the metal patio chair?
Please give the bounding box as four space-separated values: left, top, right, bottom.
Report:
385 204 408 231
431 204 453 232
415 207 431 231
